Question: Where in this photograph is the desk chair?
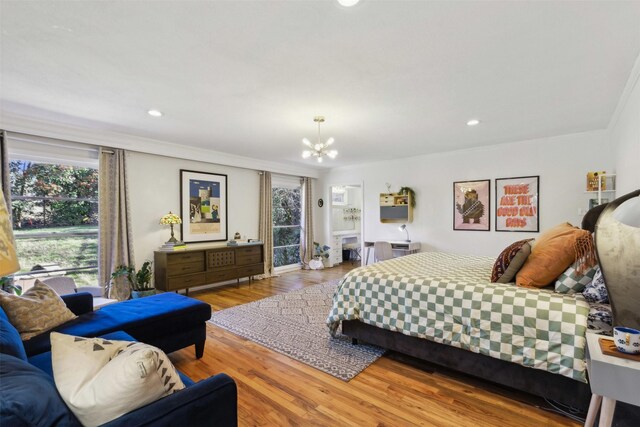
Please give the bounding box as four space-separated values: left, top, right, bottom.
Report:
374 241 393 262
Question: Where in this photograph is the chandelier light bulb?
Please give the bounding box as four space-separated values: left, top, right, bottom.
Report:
301 115 338 163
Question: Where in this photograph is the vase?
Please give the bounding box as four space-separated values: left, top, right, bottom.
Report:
309 258 324 270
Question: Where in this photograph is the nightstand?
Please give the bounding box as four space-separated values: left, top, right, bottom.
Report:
585 332 640 427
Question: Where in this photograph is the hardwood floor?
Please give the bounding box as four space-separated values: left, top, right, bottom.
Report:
171 263 579 426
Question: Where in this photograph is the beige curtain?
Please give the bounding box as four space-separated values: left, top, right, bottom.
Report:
99 148 134 300
0 131 10 211
300 177 314 269
257 171 274 279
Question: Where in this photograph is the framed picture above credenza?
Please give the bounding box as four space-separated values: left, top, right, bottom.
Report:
180 169 228 243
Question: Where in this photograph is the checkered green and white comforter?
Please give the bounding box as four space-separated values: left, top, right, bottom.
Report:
327 252 590 382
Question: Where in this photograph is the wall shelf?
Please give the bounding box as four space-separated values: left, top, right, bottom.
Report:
380 193 413 223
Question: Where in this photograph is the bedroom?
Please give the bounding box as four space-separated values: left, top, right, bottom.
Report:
1 1 640 426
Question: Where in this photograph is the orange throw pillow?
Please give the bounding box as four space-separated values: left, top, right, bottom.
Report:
516 223 591 288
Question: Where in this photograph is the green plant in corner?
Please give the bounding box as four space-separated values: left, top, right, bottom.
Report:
398 187 416 208
110 260 154 294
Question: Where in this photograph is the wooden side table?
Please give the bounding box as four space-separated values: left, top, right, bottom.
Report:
585 332 640 427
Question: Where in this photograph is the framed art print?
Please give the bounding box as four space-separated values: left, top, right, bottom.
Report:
180 169 228 242
453 179 490 231
495 175 539 232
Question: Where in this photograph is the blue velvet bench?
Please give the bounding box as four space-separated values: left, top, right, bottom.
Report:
0 309 238 427
23 292 211 358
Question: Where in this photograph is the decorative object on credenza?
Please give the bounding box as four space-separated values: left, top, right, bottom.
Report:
159 211 183 245
398 224 410 242
595 189 640 330
109 261 155 299
180 170 228 243
398 187 416 208
495 176 539 232
234 232 241 240
301 116 337 163
453 179 490 231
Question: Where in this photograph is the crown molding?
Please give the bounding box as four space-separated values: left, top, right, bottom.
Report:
0 113 320 179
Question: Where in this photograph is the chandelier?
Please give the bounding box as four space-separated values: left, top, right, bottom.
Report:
302 116 337 163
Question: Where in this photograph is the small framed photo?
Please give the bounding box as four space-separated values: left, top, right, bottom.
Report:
495 175 539 232
453 180 491 231
180 170 228 243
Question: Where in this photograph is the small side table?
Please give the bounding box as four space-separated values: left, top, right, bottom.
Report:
585 332 640 427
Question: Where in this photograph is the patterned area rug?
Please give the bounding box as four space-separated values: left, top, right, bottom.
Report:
208 280 385 381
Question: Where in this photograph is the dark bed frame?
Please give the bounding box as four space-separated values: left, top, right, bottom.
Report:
341 207 611 412
344 320 591 411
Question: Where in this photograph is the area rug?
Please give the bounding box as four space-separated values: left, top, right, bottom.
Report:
208 280 385 381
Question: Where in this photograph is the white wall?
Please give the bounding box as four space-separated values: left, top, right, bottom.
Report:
319 130 613 257
609 57 640 194
127 151 261 269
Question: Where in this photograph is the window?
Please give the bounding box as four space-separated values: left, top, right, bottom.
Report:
7 134 99 287
272 176 302 269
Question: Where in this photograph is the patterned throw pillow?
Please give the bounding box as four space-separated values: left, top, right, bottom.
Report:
586 303 613 335
582 266 609 304
555 263 598 294
0 280 77 340
491 239 534 283
51 332 185 426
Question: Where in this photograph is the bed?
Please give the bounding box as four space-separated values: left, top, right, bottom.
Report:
327 251 593 410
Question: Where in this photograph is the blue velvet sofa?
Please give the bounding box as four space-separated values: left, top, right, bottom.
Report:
0 293 238 426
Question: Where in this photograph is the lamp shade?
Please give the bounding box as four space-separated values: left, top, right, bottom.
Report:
159 212 182 225
0 190 20 277
595 190 640 330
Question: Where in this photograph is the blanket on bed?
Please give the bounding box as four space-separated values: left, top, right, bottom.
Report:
327 252 589 382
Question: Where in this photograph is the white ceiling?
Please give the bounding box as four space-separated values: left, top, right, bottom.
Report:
1 1 640 169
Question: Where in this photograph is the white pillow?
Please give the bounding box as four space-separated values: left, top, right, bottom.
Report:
51 332 185 427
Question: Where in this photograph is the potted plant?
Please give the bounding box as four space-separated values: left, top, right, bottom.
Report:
398 186 416 208
110 261 155 299
309 242 330 270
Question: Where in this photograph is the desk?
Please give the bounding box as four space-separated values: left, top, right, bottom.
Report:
363 241 421 265
585 332 640 427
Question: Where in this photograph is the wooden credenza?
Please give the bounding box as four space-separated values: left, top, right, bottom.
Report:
154 243 264 293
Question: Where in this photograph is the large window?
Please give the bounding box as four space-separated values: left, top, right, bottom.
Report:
10 159 99 286
272 177 302 269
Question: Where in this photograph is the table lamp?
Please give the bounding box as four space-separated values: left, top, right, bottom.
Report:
398 224 410 242
0 189 20 278
595 189 640 330
159 212 183 245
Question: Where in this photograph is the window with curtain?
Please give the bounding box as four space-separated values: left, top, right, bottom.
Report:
7 133 99 287
272 175 302 269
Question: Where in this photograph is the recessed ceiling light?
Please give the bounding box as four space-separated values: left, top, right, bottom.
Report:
337 0 360 7
147 110 163 117
466 119 480 126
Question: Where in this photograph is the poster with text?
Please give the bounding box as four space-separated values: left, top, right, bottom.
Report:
453 180 490 231
180 170 228 242
495 176 539 232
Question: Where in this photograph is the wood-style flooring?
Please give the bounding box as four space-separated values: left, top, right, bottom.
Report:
171 263 579 427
